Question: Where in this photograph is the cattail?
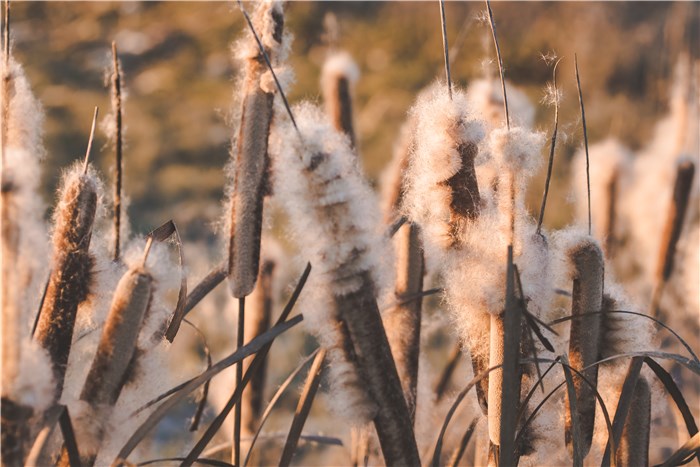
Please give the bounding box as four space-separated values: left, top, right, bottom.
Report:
651 159 695 316
383 222 424 422
271 103 419 466
105 41 124 262
321 51 359 148
228 0 287 298
35 159 99 400
617 377 651 466
60 244 153 466
564 236 604 459
1 48 48 411
241 255 275 438
380 109 425 422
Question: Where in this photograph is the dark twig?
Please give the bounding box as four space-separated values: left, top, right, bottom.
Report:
574 54 591 236
111 41 123 261
83 107 98 174
485 0 509 129
439 0 452 100
537 57 563 235
234 296 245 467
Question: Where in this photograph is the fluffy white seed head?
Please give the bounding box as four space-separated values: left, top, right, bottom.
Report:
270 102 390 423
321 50 360 88
402 83 485 254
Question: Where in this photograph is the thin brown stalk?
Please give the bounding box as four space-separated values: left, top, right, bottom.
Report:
233 296 245 467
384 222 424 423
279 348 326 467
536 58 562 235
485 0 509 130
439 0 452 100
110 41 123 261
650 160 695 317
574 54 592 236
241 259 275 440
565 239 604 459
228 2 284 298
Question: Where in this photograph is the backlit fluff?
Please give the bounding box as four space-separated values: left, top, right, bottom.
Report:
402 84 485 255
270 103 392 423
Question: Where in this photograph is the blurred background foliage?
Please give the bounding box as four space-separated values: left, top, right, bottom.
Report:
9 1 699 240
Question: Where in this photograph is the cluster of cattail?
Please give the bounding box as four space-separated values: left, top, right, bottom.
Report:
2 1 698 466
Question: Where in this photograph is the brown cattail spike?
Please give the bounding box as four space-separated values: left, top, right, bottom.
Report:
651 159 695 316
565 239 604 459
229 2 285 298
617 377 651 466
321 52 358 148
35 168 98 399
384 222 424 423
78 266 152 465
336 272 420 466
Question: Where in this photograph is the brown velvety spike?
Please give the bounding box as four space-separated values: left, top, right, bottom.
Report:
228 4 284 299
35 172 97 399
384 222 424 423
618 378 651 466
565 240 604 459
336 272 420 466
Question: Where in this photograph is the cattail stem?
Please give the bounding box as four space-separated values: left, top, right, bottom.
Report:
384 222 424 423
279 348 326 467
242 259 275 440
439 0 452 100
651 160 695 317
566 240 604 459
111 41 123 261
233 296 245 467
536 58 562 235
485 0 509 129
574 55 592 236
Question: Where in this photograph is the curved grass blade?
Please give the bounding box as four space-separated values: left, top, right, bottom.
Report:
431 364 503 467
514 357 617 467
114 314 303 464
549 310 699 363
136 458 234 467
643 357 699 437
244 349 320 467
180 265 312 466
183 264 228 317
448 416 480 467
182 319 212 432
58 405 82 467
656 432 700 467
279 348 326 467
